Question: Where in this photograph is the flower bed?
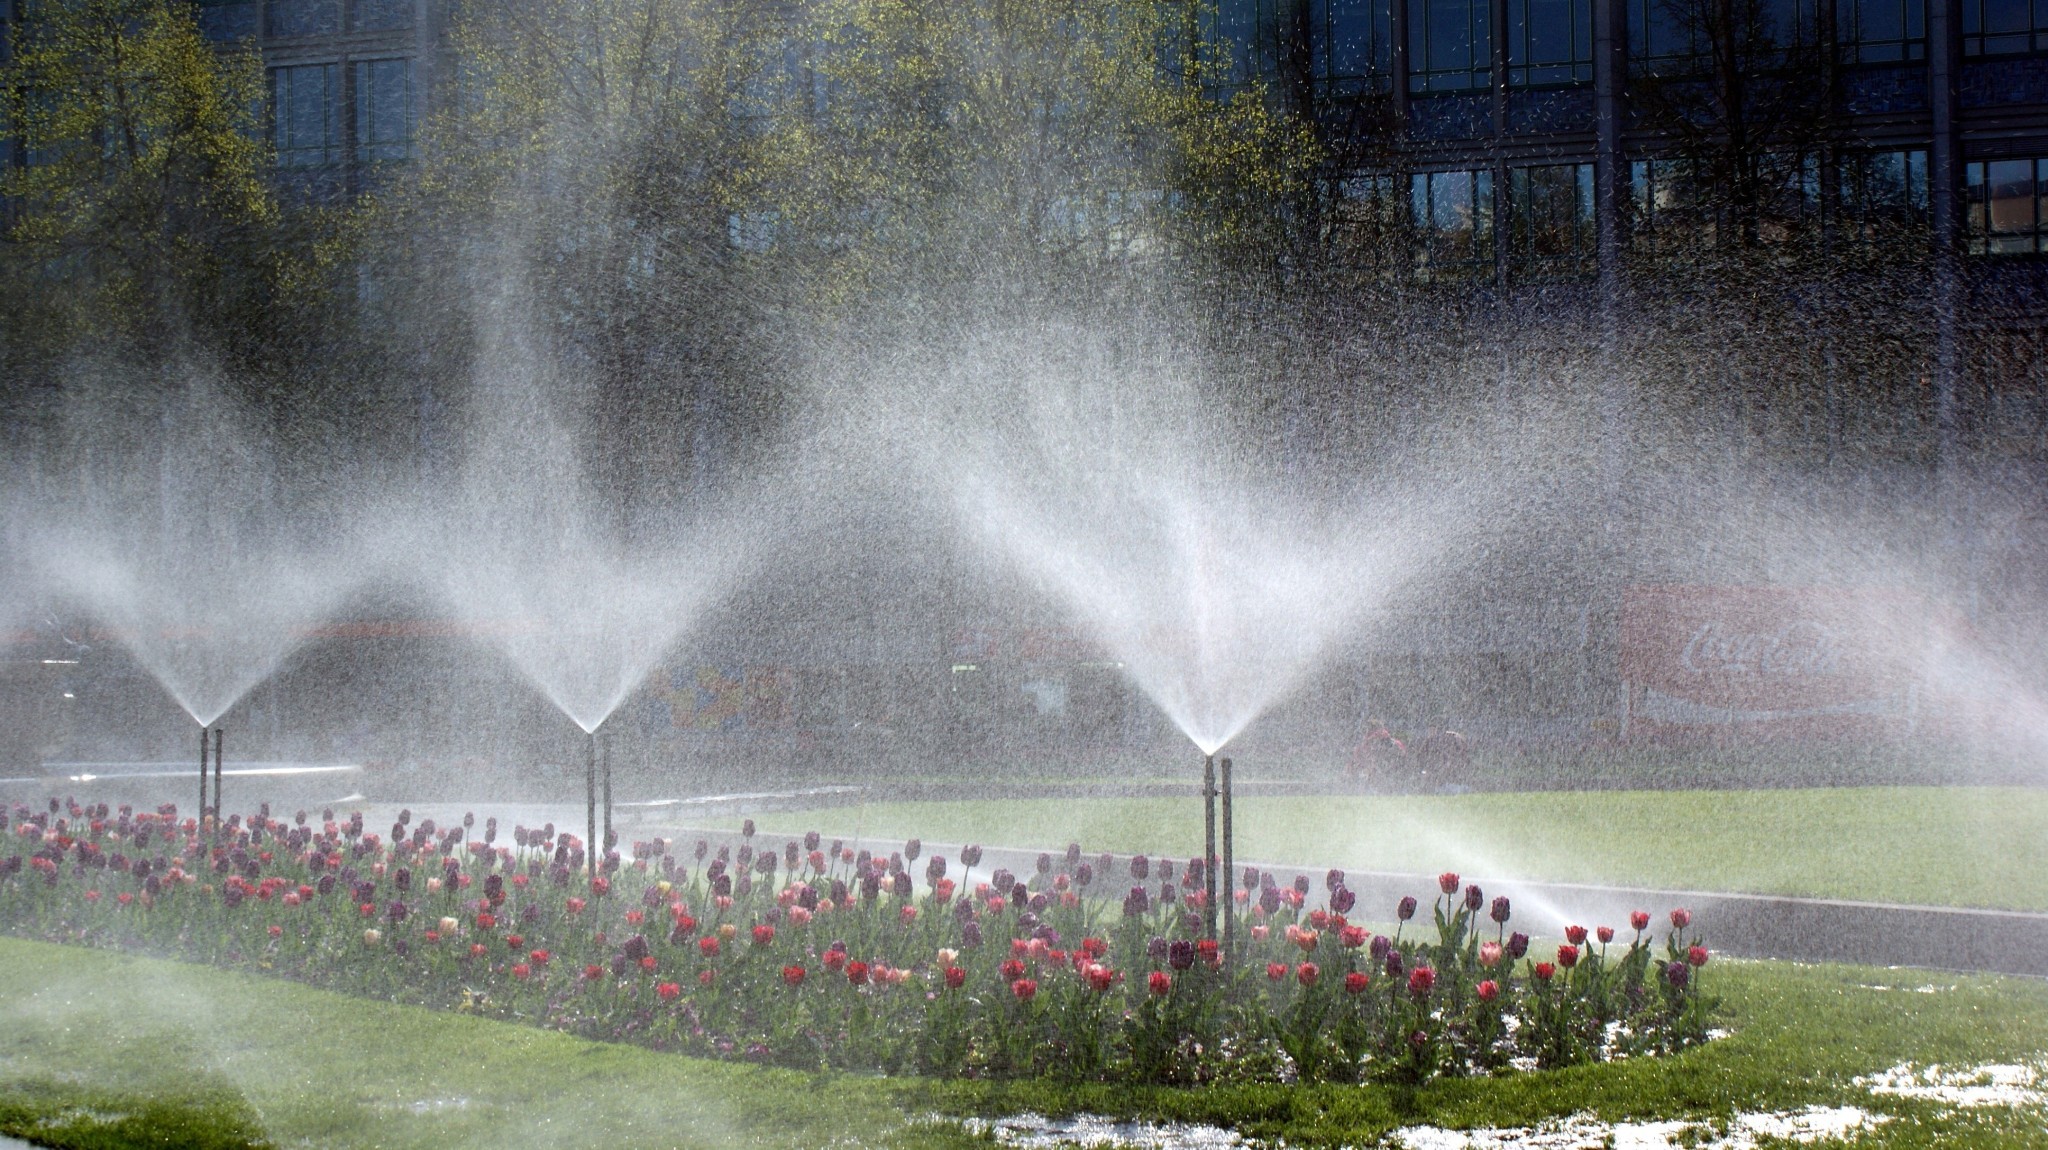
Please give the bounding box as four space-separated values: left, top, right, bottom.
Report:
0 799 1715 1085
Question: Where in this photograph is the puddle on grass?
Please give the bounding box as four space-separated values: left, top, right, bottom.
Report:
957 1113 1247 1148
1855 1060 2048 1108
1390 1107 1886 1150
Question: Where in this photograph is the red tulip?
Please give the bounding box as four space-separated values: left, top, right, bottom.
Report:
698 969 715 986
1557 944 1579 968
782 965 806 986
1010 977 1037 1001
944 965 967 989
1670 908 1692 930
1597 926 1615 944
1476 978 1500 1002
475 911 495 930
1534 961 1556 981
1296 962 1319 987
656 981 681 1001
823 948 847 972
639 955 658 972
566 897 586 914
506 934 524 950
1344 972 1370 995
1000 959 1026 979
530 949 550 966
1148 971 1172 996
1437 872 1460 895
1564 925 1588 945
1340 925 1368 949
511 963 531 979
584 963 603 980
847 961 869 986
699 937 721 957
1688 945 1709 967
1266 962 1287 981
1407 965 1436 998
1630 910 1651 932
752 924 776 946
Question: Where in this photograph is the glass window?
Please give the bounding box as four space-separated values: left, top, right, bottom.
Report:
354 58 411 163
1510 0 1592 85
1509 163 1594 272
1966 159 2047 254
352 0 412 32
265 0 337 38
271 63 340 167
1410 0 1491 90
1208 0 1259 89
1837 150 1929 234
195 0 258 41
1961 0 2047 54
1314 0 1395 93
1410 168 1495 269
1630 157 1709 248
1840 0 1927 60
1633 0 1705 73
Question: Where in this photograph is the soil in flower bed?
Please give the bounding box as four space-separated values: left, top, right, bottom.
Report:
748 787 2048 911
0 799 1714 1087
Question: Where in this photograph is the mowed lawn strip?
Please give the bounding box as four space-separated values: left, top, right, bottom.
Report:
0 937 979 1150
752 787 2048 911
2 939 2047 1148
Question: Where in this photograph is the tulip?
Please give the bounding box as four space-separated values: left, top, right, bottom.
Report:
1670 908 1692 930
698 969 715 986
1266 962 1287 981
1534 961 1556 981
752 924 776 946
1167 940 1195 971
1665 960 1689 988
511 963 531 979
847 961 870 986
530 949 550 966
1340 925 1368 949
1631 910 1651 932
657 981 681 1001
1331 886 1356 913
1479 940 1503 968
1397 896 1417 921
1557 944 1580 968
1688 944 1709 967
699 937 721 957
1437 872 1460 895
1148 970 1172 996
1296 962 1319 987
1407 965 1435 998
1597 926 1615 944
1476 978 1499 1002
1507 931 1530 959
584 964 604 981
1344 972 1370 995
1464 885 1484 912
1490 896 1511 924
1565 925 1588 945
782 965 806 987
1196 939 1219 966
944 965 967 989
1010 977 1037 1001
362 928 382 947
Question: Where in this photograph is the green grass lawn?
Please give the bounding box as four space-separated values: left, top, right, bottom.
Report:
745 787 2048 911
2 937 2047 1148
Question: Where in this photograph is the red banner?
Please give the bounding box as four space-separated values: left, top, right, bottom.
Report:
1620 586 1936 736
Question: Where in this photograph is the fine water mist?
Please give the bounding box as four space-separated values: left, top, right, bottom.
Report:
26 377 366 728
414 299 773 737
871 325 1485 757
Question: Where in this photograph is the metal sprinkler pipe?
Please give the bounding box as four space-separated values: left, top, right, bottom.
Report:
1203 753 1218 939
600 731 613 867
585 732 598 879
199 726 210 827
1221 755 1235 957
212 728 223 825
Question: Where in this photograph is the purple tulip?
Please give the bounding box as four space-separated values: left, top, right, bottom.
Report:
1397 896 1418 921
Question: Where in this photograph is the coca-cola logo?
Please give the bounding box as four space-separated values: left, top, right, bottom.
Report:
1679 619 1843 677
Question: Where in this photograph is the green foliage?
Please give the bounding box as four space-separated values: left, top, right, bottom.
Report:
0 0 280 363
